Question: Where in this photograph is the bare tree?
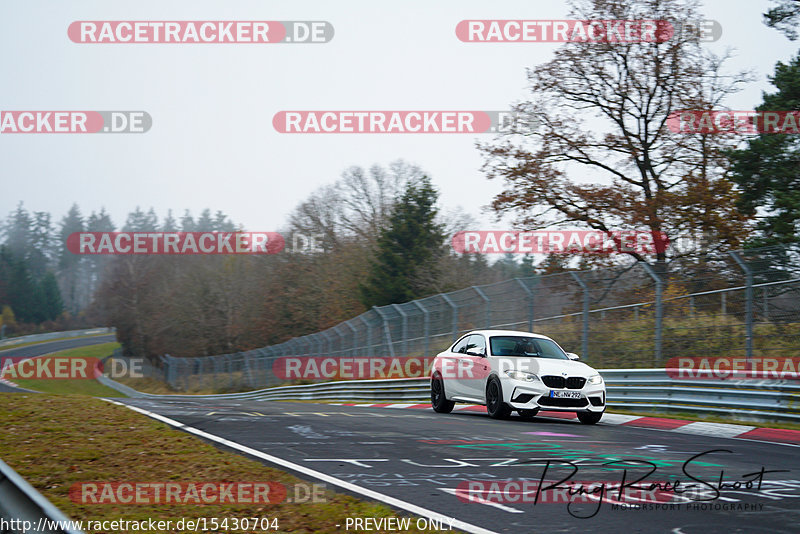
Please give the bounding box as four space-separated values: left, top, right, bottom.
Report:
479 0 753 264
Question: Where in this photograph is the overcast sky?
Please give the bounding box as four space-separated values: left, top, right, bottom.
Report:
1 0 797 233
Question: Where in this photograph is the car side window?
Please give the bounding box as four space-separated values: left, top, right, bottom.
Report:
469 334 486 355
451 335 470 353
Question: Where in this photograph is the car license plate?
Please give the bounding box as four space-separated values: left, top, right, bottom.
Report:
550 390 581 399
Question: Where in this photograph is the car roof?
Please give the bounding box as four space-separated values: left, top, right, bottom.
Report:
460 329 553 340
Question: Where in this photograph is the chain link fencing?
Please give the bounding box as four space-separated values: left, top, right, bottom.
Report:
112 244 800 392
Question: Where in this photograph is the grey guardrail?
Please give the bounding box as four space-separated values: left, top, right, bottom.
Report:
0 328 114 350
0 458 84 534
99 367 800 422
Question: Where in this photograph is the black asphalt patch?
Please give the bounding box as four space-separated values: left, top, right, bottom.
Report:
115 398 799 533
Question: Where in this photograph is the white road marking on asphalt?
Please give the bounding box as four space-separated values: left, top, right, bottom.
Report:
438 487 524 514
103 399 500 534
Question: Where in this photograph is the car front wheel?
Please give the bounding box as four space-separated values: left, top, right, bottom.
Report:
486 378 512 419
431 375 455 413
577 410 603 425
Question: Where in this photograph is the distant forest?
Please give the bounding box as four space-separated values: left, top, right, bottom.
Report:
1 162 566 356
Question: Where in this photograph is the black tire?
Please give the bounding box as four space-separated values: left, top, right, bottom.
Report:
517 408 540 420
577 410 603 425
431 375 455 413
486 378 512 419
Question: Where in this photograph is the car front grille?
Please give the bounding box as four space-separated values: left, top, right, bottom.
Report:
538 397 589 408
542 376 586 389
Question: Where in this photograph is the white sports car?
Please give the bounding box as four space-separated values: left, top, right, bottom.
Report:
429 329 606 424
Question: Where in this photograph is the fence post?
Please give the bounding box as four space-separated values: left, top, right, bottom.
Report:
472 286 491 328
359 315 372 357
346 320 358 357
569 272 590 360
412 300 431 356
226 354 235 390
515 278 534 332
334 325 346 357
321 331 334 357
640 262 663 363
441 294 458 341
729 251 753 365
392 304 409 357
372 306 395 358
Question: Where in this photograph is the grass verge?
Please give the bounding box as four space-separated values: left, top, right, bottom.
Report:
5 342 124 397
0 394 455 533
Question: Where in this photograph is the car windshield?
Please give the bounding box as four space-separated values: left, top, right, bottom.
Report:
489 336 568 359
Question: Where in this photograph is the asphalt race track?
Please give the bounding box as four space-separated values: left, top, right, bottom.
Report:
0 334 117 393
114 397 799 534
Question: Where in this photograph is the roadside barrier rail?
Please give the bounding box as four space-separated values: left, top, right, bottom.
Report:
99 368 800 423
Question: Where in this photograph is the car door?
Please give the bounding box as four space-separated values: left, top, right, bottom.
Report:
460 334 489 400
440 335 470 397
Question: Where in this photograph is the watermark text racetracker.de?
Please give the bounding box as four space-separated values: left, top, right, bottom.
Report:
273 111 541 134
69 481 325 505
667 356 800 380
0 111 151 133
455 19 721 43
0 356 143 380
668 110 800 134
67 232 285 255
452 230 669 255
272 355 553 380
68 21 333 43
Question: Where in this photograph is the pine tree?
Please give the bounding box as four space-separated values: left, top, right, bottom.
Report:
40 272 64 321
728 52 800 246
359 176 445 307
58 204 86 314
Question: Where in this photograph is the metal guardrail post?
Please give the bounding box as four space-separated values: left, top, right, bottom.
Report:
730 251 754 365
569 272 590 360
412 301 430 356
515 278 534 332
472 286 490 328
372 307 395 358
391 304 409 357
441 294 458 341
0 458 85 534
640 262 663 363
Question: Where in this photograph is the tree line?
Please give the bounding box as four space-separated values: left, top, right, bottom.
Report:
3 0 797 359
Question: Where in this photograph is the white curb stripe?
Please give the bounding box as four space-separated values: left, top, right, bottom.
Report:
672 421 756 438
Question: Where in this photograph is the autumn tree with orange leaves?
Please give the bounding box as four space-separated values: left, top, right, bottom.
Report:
479 0 754 265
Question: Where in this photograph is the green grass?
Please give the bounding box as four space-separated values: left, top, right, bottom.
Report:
0 394 456 533
4 342 125 397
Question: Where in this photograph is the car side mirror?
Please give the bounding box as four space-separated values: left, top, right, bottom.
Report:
466 348 486 357
566 352 580 360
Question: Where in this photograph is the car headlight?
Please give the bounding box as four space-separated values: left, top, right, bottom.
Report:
505 370 540 382
587 374 604 385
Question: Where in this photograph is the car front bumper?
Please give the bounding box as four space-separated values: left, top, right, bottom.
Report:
504 381 606 412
